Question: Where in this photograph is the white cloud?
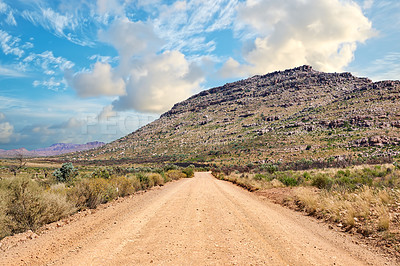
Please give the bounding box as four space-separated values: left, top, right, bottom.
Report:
153 0 239 53
23 50 74 74
363 0 374 9
98 18 162 71
0 112 5 121
97 105 117 121
22 7 77 36
0 1 7 13
88 54 117 64
96 0 124 15
66 62 126 97
33 77 66 91
65 18 205 114
6 11 17 25
221 0 374 77
0 30 25 57
20 5 94 46
0 122 14 143
0 65 26 77
113 50 203 113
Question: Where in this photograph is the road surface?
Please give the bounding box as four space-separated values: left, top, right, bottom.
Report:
0 172 395 265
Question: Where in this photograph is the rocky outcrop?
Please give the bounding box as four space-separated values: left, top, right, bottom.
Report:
352 136 400 147
66 65 400 165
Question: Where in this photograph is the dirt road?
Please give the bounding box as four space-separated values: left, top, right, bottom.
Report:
1 172 396 265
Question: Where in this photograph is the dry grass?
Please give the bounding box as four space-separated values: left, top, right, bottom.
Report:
0 177 74 237
148 173 164 186
294 186 396 233
166 170 186 181
0 166 190 240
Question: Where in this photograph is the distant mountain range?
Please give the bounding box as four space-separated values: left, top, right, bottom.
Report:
0 142 105 158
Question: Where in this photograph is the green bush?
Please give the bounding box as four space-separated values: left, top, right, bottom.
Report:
182 168 194 178
91 168 110 179
136 173 154 190
303 172 312 180
266 164 278 174
53 162 78 183
312 174 333 189
279 176 298 187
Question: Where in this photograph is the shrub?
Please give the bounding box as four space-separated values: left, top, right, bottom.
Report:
148 173 164 186
166 170 186 180
2 177 73 234
129 175 142 191
92 168 110 179
164 164 178 171
136 173 154 190
68 178 117 209
182 168 194 178
266 164 278 174
53 162 78 183
111 176 135 197
280 176 298 187
303 172 312 180
312 174 333 189
253 173 265 181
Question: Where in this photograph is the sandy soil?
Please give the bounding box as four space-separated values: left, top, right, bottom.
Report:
0 172 396 265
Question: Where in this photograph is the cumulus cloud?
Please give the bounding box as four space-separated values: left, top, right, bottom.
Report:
98 19 162 71
221 0 374 77
97 105 117 121
113 50 203 113
66 62 126 97
0 112 5 121
0 122 14 143
68 18 204 113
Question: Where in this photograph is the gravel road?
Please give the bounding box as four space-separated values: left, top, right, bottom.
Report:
1 172 396 265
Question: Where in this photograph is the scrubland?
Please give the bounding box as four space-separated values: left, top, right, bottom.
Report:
0 162 195 239
212 163 400 256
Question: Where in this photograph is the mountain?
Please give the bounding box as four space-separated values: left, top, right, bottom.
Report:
0 142 105 158
62 66 400 167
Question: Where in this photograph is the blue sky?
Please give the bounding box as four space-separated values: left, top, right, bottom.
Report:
0 0 399 150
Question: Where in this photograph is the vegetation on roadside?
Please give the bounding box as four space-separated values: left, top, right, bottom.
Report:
0 163 195 240
212 163 400 254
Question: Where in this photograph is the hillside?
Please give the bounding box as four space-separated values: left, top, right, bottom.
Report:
62 65 400 167
0 142 105 158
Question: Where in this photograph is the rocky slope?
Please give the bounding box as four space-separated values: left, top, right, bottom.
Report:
63 66 400 166
0 141 105 158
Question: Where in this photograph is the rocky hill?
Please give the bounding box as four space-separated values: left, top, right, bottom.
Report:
0 141 105 158
62 66 400 167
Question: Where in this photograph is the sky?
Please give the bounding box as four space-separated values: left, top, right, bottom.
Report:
0 0 399 150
